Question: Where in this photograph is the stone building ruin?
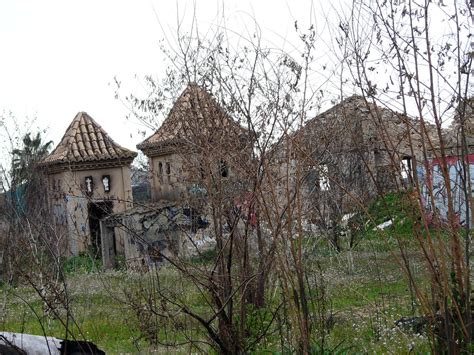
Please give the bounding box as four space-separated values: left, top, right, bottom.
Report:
40 112 137 257
37 90 446 268
137 83 251 203
101 83 253 268
273 95 431 229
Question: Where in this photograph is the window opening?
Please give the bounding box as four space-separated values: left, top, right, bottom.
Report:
166 162 171 182
401 157 412 181
220 160 229 178
319 164 330 191
158 162 163 182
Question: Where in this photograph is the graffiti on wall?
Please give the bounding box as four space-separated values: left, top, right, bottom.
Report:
419 155 474 226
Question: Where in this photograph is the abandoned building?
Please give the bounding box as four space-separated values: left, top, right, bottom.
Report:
274 95 428 225
35 84 253 268
36 89 447 268
40 112 137 257
96 84 251 268
137 83 252 203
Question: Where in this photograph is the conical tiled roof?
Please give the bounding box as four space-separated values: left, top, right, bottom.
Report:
137 84 247 155
41 112 137 167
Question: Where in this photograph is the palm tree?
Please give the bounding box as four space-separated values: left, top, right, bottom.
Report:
11 132 53 186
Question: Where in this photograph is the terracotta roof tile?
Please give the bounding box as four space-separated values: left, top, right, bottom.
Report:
41 112 137 166
137 83 247 153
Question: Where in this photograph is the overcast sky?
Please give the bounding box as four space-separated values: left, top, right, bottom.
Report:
0 0 328 152
1 0 468 160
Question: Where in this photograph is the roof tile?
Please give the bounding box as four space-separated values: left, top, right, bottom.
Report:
137 83 247 153
41 112 137 166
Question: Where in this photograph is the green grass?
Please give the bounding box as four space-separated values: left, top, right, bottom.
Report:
1 249 430 354
62 253 101 274
0 192 435 353
1 276 145 353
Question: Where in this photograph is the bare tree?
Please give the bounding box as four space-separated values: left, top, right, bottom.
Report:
335 0 473 351
111 7 346 351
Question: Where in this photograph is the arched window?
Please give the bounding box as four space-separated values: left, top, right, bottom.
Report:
158 162 163 182
166 162 171 182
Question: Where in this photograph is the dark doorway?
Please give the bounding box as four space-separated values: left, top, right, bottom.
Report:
88 201 113 259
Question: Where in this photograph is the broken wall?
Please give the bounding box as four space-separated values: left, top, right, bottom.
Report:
102 204 214 270
271 96 427 227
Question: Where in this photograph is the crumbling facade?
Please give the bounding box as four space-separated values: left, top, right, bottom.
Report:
275 96 428 225
100 202 211 269
39 91 438 267
102 84 252 268
40 112 137 256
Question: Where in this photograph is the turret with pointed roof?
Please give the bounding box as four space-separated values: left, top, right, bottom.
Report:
137 83 252 202
41 112 137 172
137 83 247 157
40 112 137 257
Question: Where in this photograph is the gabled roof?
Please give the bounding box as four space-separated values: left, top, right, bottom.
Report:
290 95 373 151
137 83 247 155
285 95 434 160
303 95 369 128
41 112 137 168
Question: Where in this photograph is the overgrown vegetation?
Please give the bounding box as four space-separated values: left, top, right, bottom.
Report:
62 254 102 274
1 0 472 353
0 193 435 353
